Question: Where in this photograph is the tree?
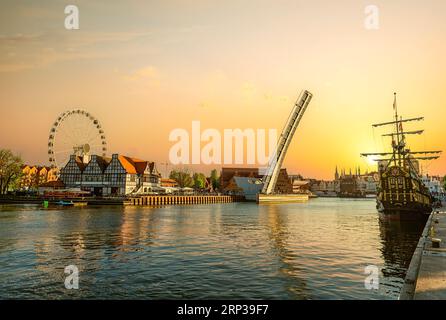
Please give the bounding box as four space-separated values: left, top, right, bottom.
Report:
444 175 446 191
210 169 220 190
0 149 23 194
169 168 193 188
193 173 206 190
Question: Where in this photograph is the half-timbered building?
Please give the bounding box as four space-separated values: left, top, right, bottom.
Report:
59 153 161 196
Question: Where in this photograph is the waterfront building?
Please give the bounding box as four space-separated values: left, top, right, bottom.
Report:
339 175 358 196
357 174 379 195
160 178 179 188
220 167 293 194
421 174 445 198
20 165 38 189
82 155 112 196
291 180 310 194
37 180 65 195
220 167 258 190
308 167 379 197
59 153 161 196
310 179 340 196
310 180 338 195
19 165 59 190
160 178 179 193
58 156 86 188
231 176 263 200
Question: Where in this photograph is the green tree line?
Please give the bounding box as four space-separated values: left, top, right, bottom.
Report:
169 168 220 190
0 149 23 194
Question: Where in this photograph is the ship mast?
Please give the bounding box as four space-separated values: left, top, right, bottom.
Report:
361 93 441 176
393 92 400 167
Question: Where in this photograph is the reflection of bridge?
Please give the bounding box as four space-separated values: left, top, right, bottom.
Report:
259 90 312 200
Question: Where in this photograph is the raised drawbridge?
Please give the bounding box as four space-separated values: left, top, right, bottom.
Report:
257 90 313 203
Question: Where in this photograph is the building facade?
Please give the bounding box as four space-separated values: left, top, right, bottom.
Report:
59 154 161 196
309 167 379 197
421 175 445 198
20 165 59 190
220 167 293 194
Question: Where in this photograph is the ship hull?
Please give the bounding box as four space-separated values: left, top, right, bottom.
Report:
376 165 434 221
378 210 430 221
376 199 431 221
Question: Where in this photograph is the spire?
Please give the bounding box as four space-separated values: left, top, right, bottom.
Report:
335 166 339 180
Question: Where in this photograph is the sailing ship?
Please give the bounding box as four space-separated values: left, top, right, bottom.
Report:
361 93 442 220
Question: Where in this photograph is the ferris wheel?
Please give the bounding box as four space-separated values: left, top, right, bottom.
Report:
48 109 107 168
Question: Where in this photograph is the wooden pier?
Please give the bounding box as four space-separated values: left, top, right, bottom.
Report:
400 210 446 300
126 195 244 206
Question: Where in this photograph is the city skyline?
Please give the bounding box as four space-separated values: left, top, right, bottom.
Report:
1 0 446 179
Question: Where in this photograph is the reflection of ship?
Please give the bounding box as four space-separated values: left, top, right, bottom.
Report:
378 218 426 292
361 93 442 220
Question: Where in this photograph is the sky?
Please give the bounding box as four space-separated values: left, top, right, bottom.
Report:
1 0 446 180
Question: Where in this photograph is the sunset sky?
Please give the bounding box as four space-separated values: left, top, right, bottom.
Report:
1 0 446 180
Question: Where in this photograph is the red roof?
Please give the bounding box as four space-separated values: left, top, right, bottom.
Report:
118 155 158 175
118 156 138 174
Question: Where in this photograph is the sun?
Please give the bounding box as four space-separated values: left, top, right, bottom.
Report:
366 157 376 166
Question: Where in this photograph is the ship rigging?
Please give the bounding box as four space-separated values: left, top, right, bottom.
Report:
361 93 442 219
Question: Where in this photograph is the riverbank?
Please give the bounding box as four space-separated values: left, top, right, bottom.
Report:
0 195 244 206
0 196 126 205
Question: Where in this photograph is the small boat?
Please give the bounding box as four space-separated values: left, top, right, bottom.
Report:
57 200 74 206
73 202 88 207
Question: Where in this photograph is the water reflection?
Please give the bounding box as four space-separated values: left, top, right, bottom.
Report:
262 204 309 299
0 200 426 299
378 217 425 279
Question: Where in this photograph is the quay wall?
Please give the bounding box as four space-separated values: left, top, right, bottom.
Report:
399 213 435 300
127 195 244 206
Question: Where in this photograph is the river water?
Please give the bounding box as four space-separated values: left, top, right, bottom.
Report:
0 198 425 299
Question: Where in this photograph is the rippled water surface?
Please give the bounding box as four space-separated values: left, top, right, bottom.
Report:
0 198 425 299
